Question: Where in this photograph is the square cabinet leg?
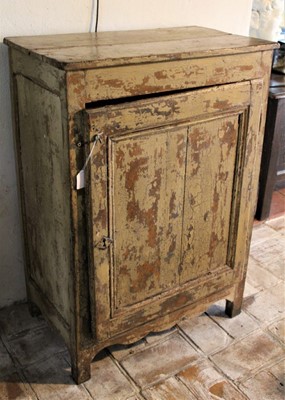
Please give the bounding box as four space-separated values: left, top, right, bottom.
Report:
225 298 242 318
71 356 91 384
225 279 246 318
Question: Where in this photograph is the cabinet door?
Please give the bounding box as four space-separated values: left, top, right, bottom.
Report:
84 81 262 340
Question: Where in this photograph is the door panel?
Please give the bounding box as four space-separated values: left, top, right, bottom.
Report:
111 127 187 311
180 115 240 283
84 82 259 340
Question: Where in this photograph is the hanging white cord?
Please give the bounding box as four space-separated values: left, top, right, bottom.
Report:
95 0 100 32
89 0 96 33
76 137 99 190
89 0 99 33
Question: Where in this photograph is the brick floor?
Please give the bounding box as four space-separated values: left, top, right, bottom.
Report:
0 215 284 399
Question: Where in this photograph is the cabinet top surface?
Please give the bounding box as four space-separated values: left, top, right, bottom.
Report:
4 26 277 71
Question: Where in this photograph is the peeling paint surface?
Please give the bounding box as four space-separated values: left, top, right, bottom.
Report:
112 128 186 308
180 116 239 283
85 80 258 337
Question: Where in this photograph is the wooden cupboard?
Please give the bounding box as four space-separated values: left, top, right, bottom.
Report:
4 27 277 383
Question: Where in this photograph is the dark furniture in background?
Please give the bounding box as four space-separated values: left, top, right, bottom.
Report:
256 73 285 220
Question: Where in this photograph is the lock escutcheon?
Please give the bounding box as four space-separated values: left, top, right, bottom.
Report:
95 236 113 250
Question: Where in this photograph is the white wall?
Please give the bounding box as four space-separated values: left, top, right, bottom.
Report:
0 0 253 308
98 0 253 33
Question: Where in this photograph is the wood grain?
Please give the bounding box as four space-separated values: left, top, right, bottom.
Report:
4 26 277 70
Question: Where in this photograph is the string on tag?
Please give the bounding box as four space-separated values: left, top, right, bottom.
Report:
76 134 102 190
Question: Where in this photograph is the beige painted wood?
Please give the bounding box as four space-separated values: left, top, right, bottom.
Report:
84 81 262 340
10 48 66 96
180 115 240 283
4 26 276 384
8 48 72 349
111 127 185 309
85 81 251 134
83 53 264 102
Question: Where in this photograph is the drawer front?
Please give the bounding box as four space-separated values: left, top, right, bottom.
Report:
83 81 262 340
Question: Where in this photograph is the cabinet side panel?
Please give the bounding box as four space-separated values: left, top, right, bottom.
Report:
16 75 71 327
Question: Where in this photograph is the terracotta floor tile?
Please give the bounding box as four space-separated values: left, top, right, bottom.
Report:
243 280 260 298
240 370 284 400
121 333 200 388
125 396 145 400
268 318 285 345
109 339 146 362
179 313 232 354
250 237 285 280
145 326 177 344
0 339 16 378
253 218 264 226
142 376 197 400
246 256 281 291
178 359 246 399
0 372 35 400
0 303 46 339
270 358 285 386
206 303 259 339
266 215 285 233
243 282 285 323
84 352 136 400
250 224 278 243
211 330 284 381
270 191 285 219
7 325 66 367
24 354 91 400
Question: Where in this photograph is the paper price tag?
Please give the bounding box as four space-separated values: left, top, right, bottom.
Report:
76 169 85 190
75 134 103 191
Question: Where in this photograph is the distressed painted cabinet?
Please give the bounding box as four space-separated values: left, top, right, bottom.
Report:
4 27 277 383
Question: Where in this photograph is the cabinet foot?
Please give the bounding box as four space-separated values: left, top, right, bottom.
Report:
225 299 242 318
71 359 91 384
225 279 246 318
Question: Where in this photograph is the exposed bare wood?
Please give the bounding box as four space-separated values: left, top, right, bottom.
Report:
3 26 228 50
4 27 277 70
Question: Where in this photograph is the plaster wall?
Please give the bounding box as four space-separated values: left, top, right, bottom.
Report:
0 0 253 307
